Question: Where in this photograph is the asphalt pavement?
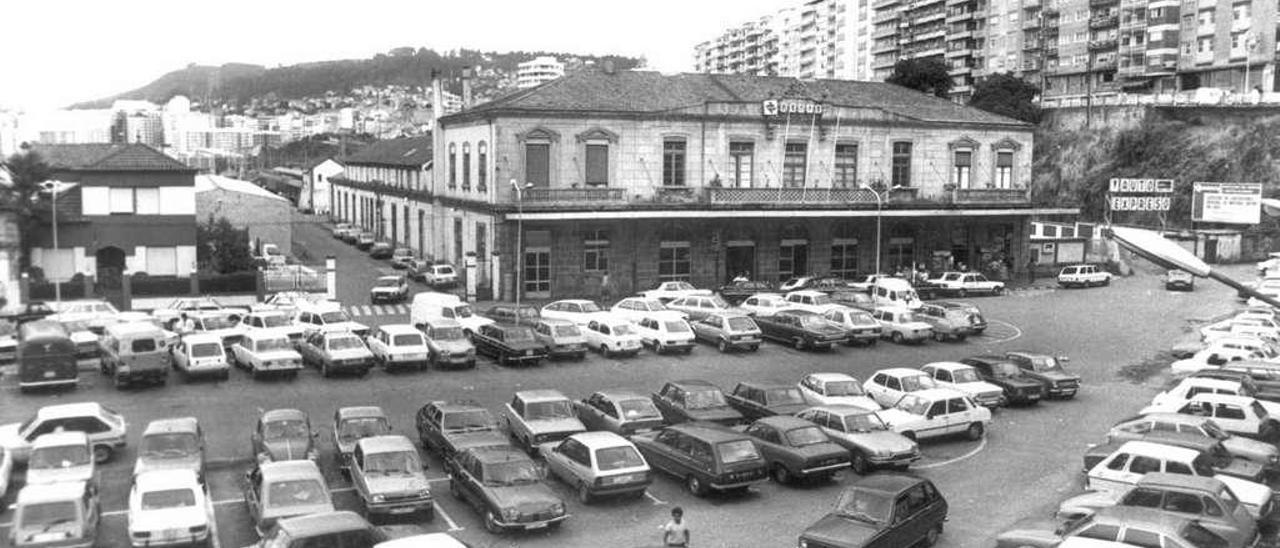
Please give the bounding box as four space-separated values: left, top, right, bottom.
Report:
0 215 1256 548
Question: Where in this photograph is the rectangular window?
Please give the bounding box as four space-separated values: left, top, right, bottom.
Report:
585 144 608 186
834 144 858 188
831 242 858 278
658 242 691 282
448 145 457 189
953 150 972 188
109 188 134 214
454 218 463 263
584 229 609 272
478 145 488 191
663 140 686 186
134 187 160 214
996 151 1014 188
892 142 913 187
729 142 754 188
778 243 808 280
462 147 471 190
145 247 177 276
525 143 550 187
476 222 487 258
783 143 807 187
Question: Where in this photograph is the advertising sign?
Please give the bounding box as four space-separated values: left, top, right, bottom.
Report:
1107 178 1173 211
1192 182 1263 224
761 99 824 117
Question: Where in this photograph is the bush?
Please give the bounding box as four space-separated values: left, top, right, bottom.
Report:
131 275 190 296
197 271 258 294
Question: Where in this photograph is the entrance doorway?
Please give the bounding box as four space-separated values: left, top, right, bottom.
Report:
779 241 808 281
726 244 756 281
523 248 551 297
95 247 126 289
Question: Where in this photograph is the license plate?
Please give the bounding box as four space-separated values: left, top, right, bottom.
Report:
526 523 548 530
43 370 56 378
389 507 414 514
526 350 534 356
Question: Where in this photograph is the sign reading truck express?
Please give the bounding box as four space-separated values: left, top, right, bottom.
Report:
1108 178 1173 211
1192 182 1263 224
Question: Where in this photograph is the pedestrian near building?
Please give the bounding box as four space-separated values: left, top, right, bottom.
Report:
660 506 690 547
1026 257 1036 284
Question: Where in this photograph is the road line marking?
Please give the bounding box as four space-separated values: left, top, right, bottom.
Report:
212 498 245 506
984 319 1023 344
435 502 463 532
103 509 129 517
208 498 223 548
426 476 451 483
330 487 355 493
644 491 667 505
915 435 988 470
374 305 387 316
0 521 9 528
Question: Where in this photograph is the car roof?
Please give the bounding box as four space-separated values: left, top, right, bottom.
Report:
669 379 721 390
906 388 970 400
1124 412 1206 426
37 402 109 421
262 408 308 422
1091 506 1194 531
1114 440 1200 460
536 317 577 326
961 355 1011 364
848 473 928 495
593 390 649 402
670 422 751 442
807 372 857 383
375 275 401 281
422 318 463 328
754 415 816 430
134 469 200 492
736 381 793 391
568 431 632 449
786 290 826 297
1187 393 1254 405
1137 472 1223 491
356 435 415 453
428 400 488 413
1179 377 1240 389
776 309 818 317
16 481 89 504
32 431 88 447
337 407 386 420
467 445 534 464
378 324 420 336
375 533 467 548
808 405 877 417
244 328 294 340
515 389 571 402
276 511 370 537
922 361 972 372
260 460 325 481
143 417 199 436
549 299 596 306
105 322 165 336
878 367 931 377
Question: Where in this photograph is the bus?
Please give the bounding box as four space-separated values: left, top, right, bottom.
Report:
17 320 78 392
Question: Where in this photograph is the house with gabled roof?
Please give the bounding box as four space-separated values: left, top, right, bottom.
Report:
329 135 432 254
301 157 343 216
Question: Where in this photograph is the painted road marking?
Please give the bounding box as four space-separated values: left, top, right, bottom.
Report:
330 486 355 493
103 509 129 517
644 491 667 505
214 498 246 506
982 319 1023 344
916 435 988 470
347 304 409 317
208 498 223 548
435 502 463 532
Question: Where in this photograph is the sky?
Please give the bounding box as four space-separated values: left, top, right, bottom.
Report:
1 0 795 111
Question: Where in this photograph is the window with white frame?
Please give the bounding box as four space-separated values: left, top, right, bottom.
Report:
729 142 754 188
995 150 1015 188
462 142 471 191
658 241 691 282
953 149 972 188
834 144 858 188
448 143 457 189
585 143 609 186
109 188 134 214
145 247 178 276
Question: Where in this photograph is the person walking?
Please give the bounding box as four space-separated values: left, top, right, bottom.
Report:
660 506 690 547
1026 256 1036 284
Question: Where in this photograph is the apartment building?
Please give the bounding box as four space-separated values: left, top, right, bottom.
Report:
695 15 782 76
695 0 874 81
516 56 566 89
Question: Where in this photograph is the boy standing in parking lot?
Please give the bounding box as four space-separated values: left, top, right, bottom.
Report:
660 506 690 547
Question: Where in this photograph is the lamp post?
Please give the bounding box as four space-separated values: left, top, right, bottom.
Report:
860 183 903 275
41 181 62 304
510 179 533 325
1106 225 1280 309
1244 32 1259 97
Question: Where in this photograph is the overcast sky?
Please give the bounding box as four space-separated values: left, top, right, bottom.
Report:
2 0 795 111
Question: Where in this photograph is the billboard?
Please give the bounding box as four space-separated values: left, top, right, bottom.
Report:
1192 182 1263 224
1107 178 1173 211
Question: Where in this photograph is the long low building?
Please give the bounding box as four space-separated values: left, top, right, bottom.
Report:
333 69 1076 300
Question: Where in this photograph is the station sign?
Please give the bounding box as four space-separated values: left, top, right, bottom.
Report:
762 98 824 117
1108 177 1173 211
1192 182 1262 224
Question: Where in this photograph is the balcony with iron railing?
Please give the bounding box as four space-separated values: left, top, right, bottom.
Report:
497 185 1031 211
1089 0 1118 7
1088 38 1119 51
1089 14 1119 28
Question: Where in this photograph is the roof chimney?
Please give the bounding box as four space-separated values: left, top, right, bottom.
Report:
461 67 474 110
603 59 616 75
431 69 444 124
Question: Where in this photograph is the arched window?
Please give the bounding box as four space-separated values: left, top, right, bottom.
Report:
448 143 457 189
477 141 488 191
462 142 472 190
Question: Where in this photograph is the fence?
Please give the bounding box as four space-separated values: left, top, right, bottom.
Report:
28 281 88 300
262 264 327 293
130 275 191 297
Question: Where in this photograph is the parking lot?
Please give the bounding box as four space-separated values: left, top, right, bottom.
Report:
0 218 1255 548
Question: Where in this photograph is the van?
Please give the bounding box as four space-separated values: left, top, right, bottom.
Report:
871 277 922 310
99 322 171 388
410 292 493 335
17 320 78 392
9 481 100 548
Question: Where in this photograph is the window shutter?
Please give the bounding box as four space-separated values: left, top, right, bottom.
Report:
585 144 608 185
526 144 550 187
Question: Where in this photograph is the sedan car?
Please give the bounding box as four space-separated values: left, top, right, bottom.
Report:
665 295 741 322
821 307 882 346
574 391 666 437
231 330 305 380
798 373 880 410
640 281 713 303
739 293 790 318
689 312 761 353
368 241 394 259
414 401 507 469
716 280 777 305
540 431 652 503
798 474 948 548
447 445 568 534
128 470 210 548
365 324 432 371
743 416 849 484
134 417 206 482
876 389 992 442
996 506 1244 548
796 405 921 474
753 309 847 350
540 299 611 326
1107 413 1279 468
296 331 374 377
829 291 876 312
610 297 687 323
1055 473 1257 545
244 460 334 535
1004 351 1081 399
331 406 391 470
864 368 938 409
870 307 932 344
959 355 1046 406
479 304 541 325
369 275 409 304
919 362 1006 408
252 408 317 463
652 380 745 426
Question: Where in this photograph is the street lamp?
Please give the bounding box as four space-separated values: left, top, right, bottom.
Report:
510 179 534 325
1243 32 1260 97
1105 225 1280 309
860 183 904 275
40 181 63 304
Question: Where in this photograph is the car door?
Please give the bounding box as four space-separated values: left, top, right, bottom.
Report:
944 397 972 435
917 399 950 439
349 445 372 501
244 466 263 522
550 438 591 487
1211 401 1253 435
596 396 623 432
744 422 783 464
643 430 683 475
171 341 189 371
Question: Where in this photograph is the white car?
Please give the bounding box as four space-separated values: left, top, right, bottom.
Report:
640 281 713 303
739 293 790 318
1258 253 1280 276
929 272 1006 296
188 311 249 348
783 290 844 314
293 302 370 338
1141 393 1279 440
919 362 1006 408
1149 377 1280 416
170 334 230 380
50 299 120 333
230 329 304 379
846 274 889 293
1058 264 1112 288
1201 319 1280 343
369 275 410 304
821 307 882 346
871 307 933 344
127 470 210 548
0 402 128 464
1170 346 1266 375
582 318 644 358
1084 441 1273 517
610 297 687 323
539 431 652 503
797 373 880 409
252 291 324 315
632 316 696 354
420 263 458 287
240 311 306 342
26 432 94 486
0 444 10 500
875 388 992 442
541 299 612 326
365 324 432 371
152 297 248 327
863 368 939 408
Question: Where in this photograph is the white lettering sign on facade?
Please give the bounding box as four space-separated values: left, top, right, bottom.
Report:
1108 178 1174 193
1109 196 1173 211
1192 182 1263 224
761 99 824 117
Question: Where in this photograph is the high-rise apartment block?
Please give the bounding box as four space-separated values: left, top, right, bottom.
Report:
516 56 566 89
695 0 874 81
694 16 782 76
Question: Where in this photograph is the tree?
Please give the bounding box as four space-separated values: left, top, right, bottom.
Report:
886 58 953 98
969 73 1042 123
1 148 51 271
196 215 255 273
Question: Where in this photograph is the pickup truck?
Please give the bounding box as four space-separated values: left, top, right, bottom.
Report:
471 323 548 366
503 390 587 453
752 309 847 350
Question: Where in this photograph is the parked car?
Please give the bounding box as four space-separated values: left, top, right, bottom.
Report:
133 417 206 483
798 373 880 410
754 309 847 350
1108 413 1280 469
127 470 210 548
472 323 548 366
1151 377 1280 414
641 281 713 303
829 290 877 312
996 505 1248 548
0 301 55 325
739 293 791 318
170 333 230 381
251 511 382 548
651 380 745 426
390 247 415 269
296 330 374 377
369 275 409 304
99 321 171 388
251 408 317 463
665 295 741 322
870 307 932 344
421 263 459 288
503 390 588 452
50 299 120 334
150 297 247 328
26 432 94 486
717 280 777 305
914 303 977 342
365 324 431 371
1058 264 1112 288
959 355 1047 405
410 293 493 335
798 474 948 548
0 402 128 464
876 388 993 442
919 362 1006 408
368 242 394 259
243 460 334 535
846 274 891 293
253 291 323 316
9 481 100 548
1082 433 1267 484
479 304 540 325
540 299 611 326
932 301 987 333
1056 473 1258 545
689 312 762 353
446 445 568 534
1140 393 1280 441
1083 441 1272 519
231 329 305 380
743 416 849 484
241 311 306 343
610 297 687 323
414 401 506 467
863 368 938 408
633 316 696 354
821 307 881 346
1167 269 1196 291
293 302 370 338
531 318 588 360
349 435 434 521
796 405 921 474
1004 351 1081 399
783 290 845 314
574 391 666 438
581 318 644 358
418 318 476 369
726 382 811 420
186 311 248 348
331 222 353 238
355 231 376 250
331 406 391 471
539 431 652 503
632 423 768 496
928 271 1006 297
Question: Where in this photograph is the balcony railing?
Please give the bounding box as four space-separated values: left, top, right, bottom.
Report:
1088 38 1118 51
516 187 627 205
490 185 1036 211
953 188 1029 203
1089 14 1118 28
704 187 919 205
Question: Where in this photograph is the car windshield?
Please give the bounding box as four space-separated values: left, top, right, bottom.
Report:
338 417 389 442
578 302 602 313
200 317 236 330
765 388 806 405
392 333 424 346
327 336 364 351
844 412 889 432
1030 356 1064 372
525 400 574 420
141 488 196 510
17 501 78 530
364 450 419 475
825 380 865 397
596 446 646 471
991 362 1022 377
727 317 757 331
618 398 662 420
255 338 291 352
431 326 465 341
672 282 695 291
553 324 581 337
810 295 833 305
1252 401 1269 420
30 444 90 469
643 300 668 311
263 419 308 440
443 410 496 431
663 321 691 333
483 459 541 486
785 426 830 447
320 311 352 323
190 342 223 358
141 433 198 459
952 369 981 383
716 440 761 464
897 312 918 323
612 324 636 336
453 305 475 319
505 327 536 342
266 479 326 507
895 395 931 415
375 278 401 287
798 316 832 329
261 315 290 328
834 488 893 524
900 375 933 392
710 296 731 308
685 389 728 409
848 311 876 324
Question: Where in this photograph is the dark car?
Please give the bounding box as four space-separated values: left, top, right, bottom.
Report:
447 445 568 534
481 304 541 325
652 380 745 426
250 511 381 548
368 241 393 259
829 291 876 311
414 400 507 470
471 323 548 366
1081 432 1267 483
632 422 768 496
717 280 778 305
798 474 948 548
960 355 1046 405
252 408 317 463
1004 351 1081 399
754 309 848 351
933 301 987 334
1167 269 1196 291
726 382 811 420
743 416 849 484
0 302 55 325
574 390 666 437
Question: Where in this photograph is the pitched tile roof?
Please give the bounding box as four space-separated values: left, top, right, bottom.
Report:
450 70 1025 127
194 174 289 203
30 143 194 172
340 136 433 168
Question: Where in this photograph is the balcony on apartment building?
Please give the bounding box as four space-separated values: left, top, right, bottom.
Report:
946 8 976 23
1088 0 1118 7
1089 14 1119 29
873 0 901 10
872 40 902 55
496 185 1031 211
1023 14 1042 29
874 10 902 24
873 25 900 39
1092 57 1119 70
1023 58 1043 70
1146 59 1178 75
1231 17 1252 32
1023 38 1043 51
1088 38 1119 51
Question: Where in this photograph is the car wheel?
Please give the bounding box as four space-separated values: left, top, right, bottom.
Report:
924 524 941 547
957 334 967 342
1102 277 1111 286
92 444 113 464
771 464 793 485
891 332 904 344
484 510 503 534
600 344 612 358
966 422 985 441
684 347 693 355
749 344 760 352
957 289 967 298
577 482 593 504
686 475 708 497
498 353 508 367
850 452 869 475
321 362 331 378
717 340 728 353
993 286 1005 296
865 338 877 346
656 342 666 354
792 337 806 350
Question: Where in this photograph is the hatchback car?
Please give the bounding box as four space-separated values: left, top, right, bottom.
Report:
864 368 938 408
876 388 992 442
127 470 209 548
244 460 335 535
798 474 948 548
540 431 652 503
919 362 1006 408
665 295 740 322
610 297 687 323
134 417 206 482
652 380 745 426
574 391 667 438
798 373 880 410
743 416 849 484
821 307 882 346
796 405 921 474
0 402 128 464
633 316 696 354
331 406 391 470
739 293 791 318
26 432 94 486
531 318 588 360
541 299 611 326
689 313 762 353
582 318 643 358
9 481 100 548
